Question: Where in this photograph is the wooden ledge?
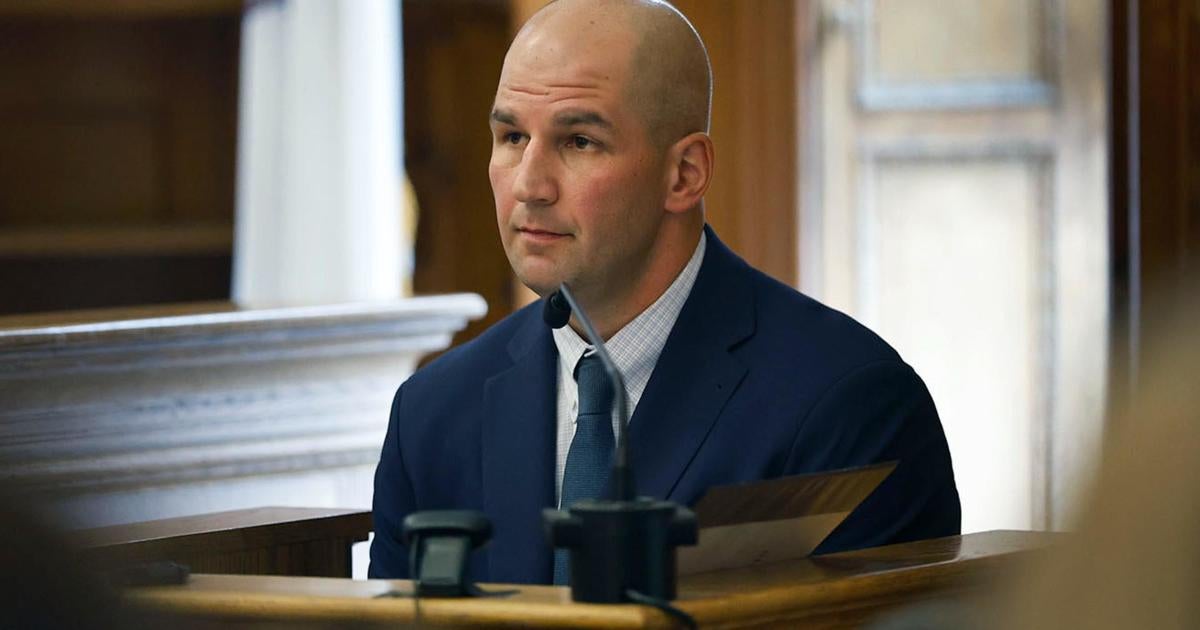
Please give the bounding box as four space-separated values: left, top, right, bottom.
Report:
0 297 483 528
0 295 488 350
126 530 1058 627
78 507 372 578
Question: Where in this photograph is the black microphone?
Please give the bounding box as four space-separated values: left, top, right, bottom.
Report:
542 283 697 606
542 290 572 329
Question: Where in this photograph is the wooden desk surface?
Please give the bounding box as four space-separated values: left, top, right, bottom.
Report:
128 530 1053 629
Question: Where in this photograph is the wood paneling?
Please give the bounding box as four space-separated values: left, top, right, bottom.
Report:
1136 0 1200 285
668 0 801 286
0 11 239 313
509 0 546 27
405 0 514 345
810 0 1109 532
0 16 238 227
872 0 1044 83
0 254 231 313
0 0 243 18
867 155 1047 531
1109 0 1200 415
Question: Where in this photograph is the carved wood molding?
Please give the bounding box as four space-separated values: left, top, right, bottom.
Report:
0 295 486 498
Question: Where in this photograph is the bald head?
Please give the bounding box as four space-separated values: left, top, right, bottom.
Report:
490 0 716 328
512 0 712 150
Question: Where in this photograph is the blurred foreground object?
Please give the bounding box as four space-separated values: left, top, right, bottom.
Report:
0 489 124 628
973 285 1200 630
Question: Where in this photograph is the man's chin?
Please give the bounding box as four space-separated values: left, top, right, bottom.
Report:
512 261 571 298
514 273 560 298
521 281 558 298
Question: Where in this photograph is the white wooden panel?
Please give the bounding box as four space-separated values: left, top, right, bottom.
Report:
856 0 1057 109
805 0 1107 532
873 0 1043 83
861 156 1050 532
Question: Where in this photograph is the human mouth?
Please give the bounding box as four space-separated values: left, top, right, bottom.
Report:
517 227 570 243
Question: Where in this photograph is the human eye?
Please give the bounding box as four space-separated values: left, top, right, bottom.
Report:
494 128 524 146
568 135 597 150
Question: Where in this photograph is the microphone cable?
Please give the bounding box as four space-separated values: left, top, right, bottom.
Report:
625 589 698 629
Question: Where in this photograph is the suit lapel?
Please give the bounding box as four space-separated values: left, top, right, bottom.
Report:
478 228 754 579
629 227 755 501
481 310 557 584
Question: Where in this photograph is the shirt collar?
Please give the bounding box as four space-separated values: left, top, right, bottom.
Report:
552 230 707 397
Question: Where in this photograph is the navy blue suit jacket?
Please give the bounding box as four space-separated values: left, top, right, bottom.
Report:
369 226 960 583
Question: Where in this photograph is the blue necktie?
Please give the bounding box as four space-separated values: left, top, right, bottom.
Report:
552 353 615 585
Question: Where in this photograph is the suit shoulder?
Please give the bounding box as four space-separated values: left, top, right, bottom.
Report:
743 266 904 371
401 300 540 391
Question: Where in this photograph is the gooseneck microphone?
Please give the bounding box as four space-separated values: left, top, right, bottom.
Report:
541 285 698 621
545 286 634 502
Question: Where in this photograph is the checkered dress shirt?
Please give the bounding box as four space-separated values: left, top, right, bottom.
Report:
551 231 707 504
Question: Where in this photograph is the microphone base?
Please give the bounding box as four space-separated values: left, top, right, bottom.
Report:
543 498 698 603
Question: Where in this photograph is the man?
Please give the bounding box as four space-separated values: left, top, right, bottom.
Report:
370 0 959 584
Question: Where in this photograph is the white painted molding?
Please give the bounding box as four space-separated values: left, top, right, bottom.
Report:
0 295 486 527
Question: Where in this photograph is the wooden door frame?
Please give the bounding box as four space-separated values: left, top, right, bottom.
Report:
1108 0 1200 421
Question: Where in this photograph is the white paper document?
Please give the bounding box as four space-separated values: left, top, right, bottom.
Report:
676 462 896 575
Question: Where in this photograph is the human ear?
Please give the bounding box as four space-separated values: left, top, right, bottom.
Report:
663 132 714 214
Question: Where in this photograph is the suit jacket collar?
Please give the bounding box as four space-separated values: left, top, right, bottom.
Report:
628 224 755 499
481 307 557 583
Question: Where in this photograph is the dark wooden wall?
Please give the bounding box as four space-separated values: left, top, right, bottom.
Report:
0 4 240 314
405 0 515 343
674 0 802 287
1109 0 1200 412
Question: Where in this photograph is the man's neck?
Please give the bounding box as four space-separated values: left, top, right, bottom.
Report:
568 227 703 341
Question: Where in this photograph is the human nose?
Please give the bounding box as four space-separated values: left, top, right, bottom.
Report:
512 141 558 206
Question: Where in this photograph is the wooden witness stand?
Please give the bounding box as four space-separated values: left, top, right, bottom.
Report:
107 519 1052 629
